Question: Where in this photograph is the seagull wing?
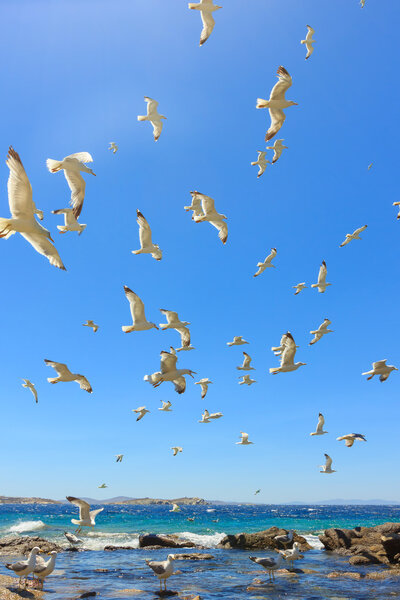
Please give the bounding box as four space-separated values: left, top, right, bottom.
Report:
89 507 104 521
64 168 86 218
20 232 65 270
137 210 153 248
210 219 228 244
44 360 72 378
144 97 159 114
242 352 252 368
177 325 191 348
160 309 179 325
66 496 91 520
265 248 277 264
324 454 333 469
75 375 93 393
160 350 178 374
66 152 93 164
199 10 215 46
318 261 327 285
124 286 147 323
316 413 325 433
372 360 387 369
6 147 34 218
266 109 286 142
199 193 217 216
241 432 249 442
269 66 293 101
280 333 296 366
354 225 368 236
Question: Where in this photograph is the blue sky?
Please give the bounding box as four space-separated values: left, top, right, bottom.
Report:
0 0 399 503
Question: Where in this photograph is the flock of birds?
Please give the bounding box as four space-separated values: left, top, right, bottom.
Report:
3 0 397 593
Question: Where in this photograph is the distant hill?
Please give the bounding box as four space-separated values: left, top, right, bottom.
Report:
283 499 400 506
0 496 60 505
58 496 208 506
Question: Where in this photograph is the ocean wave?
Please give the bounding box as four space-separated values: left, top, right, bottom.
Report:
177 530 226 547
81 531 140 551
8 520 46 534
303 534 324 550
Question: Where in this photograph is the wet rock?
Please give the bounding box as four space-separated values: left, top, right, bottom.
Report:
77 593 97 599
172 553 214 561
327 571 362 579
113 590 146 596
0 535 63 556
218 527 311 552
104 545 136 551
139 534 198 549
94 568 109 572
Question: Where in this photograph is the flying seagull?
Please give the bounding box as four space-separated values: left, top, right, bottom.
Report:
310 413 328 436
132 209 162 261
66 496 104 533
64 531 83 546
46 152 95 218
251 151 270 178
236 431 254 445
184 192 205 219
5 546 42 589
337 433 367 447
195 377 213 399
98 483 107 489
52 208 86 235
22 379 38 403
237 352 255 371
254 489 261 495
309 318 333 345
159 309 192 351
115 454 124 462
271 333 299 356
191 191 228 244
269 332 306 374
393 201 400 220
254 247 277 277
257 66 298 142
133 406 150 421
360 0 366 7
249 554 283 581
109 142 118 154
227 336 248 347
293 282 307 295
83 320 99 333
188 0 222 46
137 97 166 142
159 400 172 412
301 25 316 59
311 260 331 293
171 446 183 456
320 453 336 474
145 554 176 592
0 147 65 270
266 139 288 164
339 225 368 247
362 360 398 382
199 408 223 423
44 359 92 393
238 374 257 385
170 503 180 513
122 286 158 333
144 350 196 394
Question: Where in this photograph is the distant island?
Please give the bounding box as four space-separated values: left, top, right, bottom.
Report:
115 497 207 506
0 496 60 505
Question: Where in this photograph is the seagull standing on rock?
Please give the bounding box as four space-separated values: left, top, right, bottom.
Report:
145 554 176 592
257 66 298 142
5 546 42 589
249 553 283 581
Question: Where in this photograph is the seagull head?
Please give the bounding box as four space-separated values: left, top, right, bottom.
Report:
150 322 159 330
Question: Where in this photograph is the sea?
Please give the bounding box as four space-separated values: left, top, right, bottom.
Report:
1 503 400 599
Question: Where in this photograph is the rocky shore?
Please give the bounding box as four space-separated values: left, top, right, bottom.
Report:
218 527 311 551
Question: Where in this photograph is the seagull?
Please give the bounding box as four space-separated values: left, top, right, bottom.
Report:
360 0 366 7
254 489 261 495
362 360 398 382
22 379 38 403
236 431 254 445
137 97 166 141
339 225 368 247
191 191 228 244
159 400 172 412
5 546 42 589
257 66 298 142
266 139 288 164
337 433 367 447
83 320 99 333
367 161 373 169
249 553 283 580
52 208 86 235
171 446 183 456
274 529 294 547
251 151 270 178
310 413 328 436
46 152 95 218
133 406 150 421
132 209 162 260
237 352 255 371
271 333 299 356
66 496 104 534
44 359 92 393
122 286 158 333
98 483 108 489
64 531 83 546
238 374 257 385
109 142 118 154
144 350 196 394
199 408 223 423
293 282 307 295
145 554 176 592
227 336 248 347
33 551 57 590
115 454 124 462
170 503 180 513
279 542 302 570
393 201 400 220
269 332 306 374
195 377 213 399
184 192 205 219
301 25 316 59
309 319 333 345
311 260 331 293
254 247 277 277
188 0 222 46
187 517 195 522
0 147 65 270
159 309 191 351
320 453 336 474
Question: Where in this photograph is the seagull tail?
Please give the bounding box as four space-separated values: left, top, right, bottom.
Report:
46 158 63 172
310 284 318 288
269 367 280 375
137 115 148 122
122 325 135 333
256 98 269 109
0 218 15 238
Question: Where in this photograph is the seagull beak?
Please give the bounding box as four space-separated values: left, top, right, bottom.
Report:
92 172 97 176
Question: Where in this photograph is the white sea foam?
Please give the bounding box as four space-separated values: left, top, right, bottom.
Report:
8 520 46 534
75 531 140 551
303 533 324 550
177 530 226 548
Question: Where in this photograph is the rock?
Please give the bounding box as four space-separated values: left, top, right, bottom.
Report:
217 527 311 552
94 569 109 573
104 545 136 551
139 534 198 549
172 553 214 560
349 555 376 566
77 593 97 599
327 571 362 579
0 535 63 556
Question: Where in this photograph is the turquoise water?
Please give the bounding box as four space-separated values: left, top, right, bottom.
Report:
1 504 400 598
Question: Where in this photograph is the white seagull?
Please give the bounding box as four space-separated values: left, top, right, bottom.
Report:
236 431 254 445
184 192 205 219
195 377 213 399
5 546 42 589
170 503 180 513
98 483 107 489
360 0 365 7
132 209 162 261
22 379 38 404
320 454 336 474
310 413 328 436
309 318 333 346
137 97 166 142
83 320 99 333
0 147 65 270
362 360 398 382
337 433 367 447
279 542 302 570
171 446 183 456
46 152 95 218
238 374 257 385
254 247 277 277
237 352 255 371
271 333 298 356
133 406 150 421
159 400 172 412
266 139 288 163
274 529 294 546
44 359 92 393
144 350 196 394
188 0 222 46
122 286 158 333
159 309 192 351
393 201 400 220
269 332 306 374
311 260 331 293
227 336 248 347
109 142 118 154
199 408 223 423
251 151 270 178
339 225 368 247
115 454 124 462
249 554 283 581
293 282 307 295
64 531 83 546
33 551 58 590
52 208 86 235
66 496 104 533
145 554 176 592
301 25 316 59
191 191 228 244
257 66 298 142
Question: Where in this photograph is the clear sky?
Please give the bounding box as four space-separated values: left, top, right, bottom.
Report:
0 0 399 504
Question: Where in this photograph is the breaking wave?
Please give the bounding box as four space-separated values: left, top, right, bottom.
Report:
8 520 46 534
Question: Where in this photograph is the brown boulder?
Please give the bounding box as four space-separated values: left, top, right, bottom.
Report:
218 527 311 552
0 535 62 556
139 534 198 549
